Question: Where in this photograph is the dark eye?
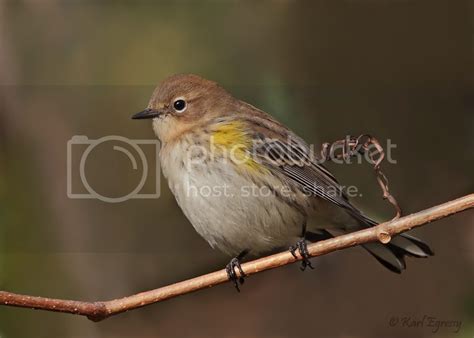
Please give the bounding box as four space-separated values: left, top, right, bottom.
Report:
173 99 186 113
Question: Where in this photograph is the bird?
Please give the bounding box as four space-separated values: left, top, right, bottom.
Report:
132 74 433 290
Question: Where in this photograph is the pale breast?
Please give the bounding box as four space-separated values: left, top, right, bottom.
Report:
160 136 306 256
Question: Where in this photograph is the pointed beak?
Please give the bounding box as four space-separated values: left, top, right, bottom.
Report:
131 108 163 120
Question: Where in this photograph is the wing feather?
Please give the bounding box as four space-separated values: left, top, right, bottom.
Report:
252 134 367 220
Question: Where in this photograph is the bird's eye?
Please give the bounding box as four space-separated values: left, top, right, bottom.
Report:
173 99 187 113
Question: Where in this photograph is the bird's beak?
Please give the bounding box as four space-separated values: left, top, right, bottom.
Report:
131 108 163 120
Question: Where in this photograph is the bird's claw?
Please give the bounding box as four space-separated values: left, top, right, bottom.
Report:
289 239 314 271
226 257 246 292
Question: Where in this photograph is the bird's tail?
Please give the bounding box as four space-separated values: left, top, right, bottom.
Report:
362 233 434 273
308 212 434 273
356 213 434 273
341 205 434 272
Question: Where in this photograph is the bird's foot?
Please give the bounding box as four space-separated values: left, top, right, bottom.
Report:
225 257 246 292
289 239 314 271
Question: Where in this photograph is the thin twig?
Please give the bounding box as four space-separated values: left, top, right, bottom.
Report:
320 134 402 219
0 194 472 321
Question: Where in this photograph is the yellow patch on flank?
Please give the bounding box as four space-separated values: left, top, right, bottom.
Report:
211 120 267 174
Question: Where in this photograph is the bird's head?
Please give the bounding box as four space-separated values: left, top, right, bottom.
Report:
132 74 233 143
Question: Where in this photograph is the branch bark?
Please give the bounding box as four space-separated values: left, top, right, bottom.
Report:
1 194 473 321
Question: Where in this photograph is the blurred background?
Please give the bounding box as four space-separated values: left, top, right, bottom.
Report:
0 0 473 337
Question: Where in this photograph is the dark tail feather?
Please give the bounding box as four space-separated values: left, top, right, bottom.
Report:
308 211 434 273
350 211 434 273
362 233 434 273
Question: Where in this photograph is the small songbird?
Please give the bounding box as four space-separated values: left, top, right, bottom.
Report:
132 74 433 290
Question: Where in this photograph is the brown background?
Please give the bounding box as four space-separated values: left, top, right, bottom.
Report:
0 1 473 337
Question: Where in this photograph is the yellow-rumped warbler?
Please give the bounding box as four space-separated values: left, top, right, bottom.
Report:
133 74 433 289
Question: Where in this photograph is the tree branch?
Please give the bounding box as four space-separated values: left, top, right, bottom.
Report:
1 194 472 321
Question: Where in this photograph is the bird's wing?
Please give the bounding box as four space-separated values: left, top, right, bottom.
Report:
254 137 350 208
250 130 373 224
227 102 373 224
